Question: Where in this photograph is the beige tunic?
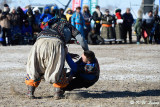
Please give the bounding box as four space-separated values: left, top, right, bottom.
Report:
0 13 11 29
26 37 65 83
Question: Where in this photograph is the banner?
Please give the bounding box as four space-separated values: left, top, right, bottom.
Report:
72 0 81 11
90 0 98 15
80 0 90 12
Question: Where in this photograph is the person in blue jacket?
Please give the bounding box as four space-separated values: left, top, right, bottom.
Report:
71 7 86 38
62 50 100 92
22 20 32 44
40 7 52 23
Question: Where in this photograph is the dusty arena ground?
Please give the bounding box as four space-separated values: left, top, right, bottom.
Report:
0 42 160 107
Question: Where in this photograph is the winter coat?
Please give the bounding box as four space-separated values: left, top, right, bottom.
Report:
83 12 91 25
58 13 66 21
92 9 102 24
134 18 142 36
82 11 91 38
34 13 41 25
71 12 85 37
114 12 124 41
101 14 114 41
10 13 21 27
143 15 155 29
17 7 25 27
0 12 11 29
66 13 72 22
26 8 35 27
40 13 53 23
122 13 134 28
22 25 32 35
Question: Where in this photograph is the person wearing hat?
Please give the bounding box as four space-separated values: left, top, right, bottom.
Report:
10 7 22 45
82 5 91 41
114 8 124 43
92 5 103 35
40 7 52 23
33 7 41 25
33 7 41 32
122 8 134 44
66 8 73 22
0 4 11 46
40 7 53 30
101 9 115 44
71 6 86 38
51 5 59 18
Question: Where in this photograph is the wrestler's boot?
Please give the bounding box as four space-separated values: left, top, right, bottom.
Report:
54 87 65 100
27 86 36 99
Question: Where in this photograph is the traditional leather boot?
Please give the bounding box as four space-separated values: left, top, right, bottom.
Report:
27 86 36 99
54 87 64 100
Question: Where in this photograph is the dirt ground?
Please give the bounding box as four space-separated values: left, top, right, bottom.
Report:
0 43 160 107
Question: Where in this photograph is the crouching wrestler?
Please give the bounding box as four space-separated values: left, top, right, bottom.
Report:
61 50 100 94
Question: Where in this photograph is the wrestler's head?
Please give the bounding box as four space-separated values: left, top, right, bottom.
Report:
82 51 95 63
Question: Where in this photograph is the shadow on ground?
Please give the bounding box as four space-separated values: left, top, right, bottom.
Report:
34 89 160 99
71 89 160 98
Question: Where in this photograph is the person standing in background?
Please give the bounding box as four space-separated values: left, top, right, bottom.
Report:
114 8 124 44
71 7 86 38
134 10 143 45
153 11 160 44
16 6 25 28
10 7 22 45
122 8 134 44
82 5 91 41
40 7 52 30
58 8 67 21
51 5 59 18
66 8 73 23
33 7 41 33
101 9 114 44
0 4 11 46
142 11 155 44
92 5 102 35
0 9 3 46
22 20 33 44
26 7 35 31
40 7 52 23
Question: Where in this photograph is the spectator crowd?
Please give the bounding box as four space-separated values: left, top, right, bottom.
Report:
0 3 159 46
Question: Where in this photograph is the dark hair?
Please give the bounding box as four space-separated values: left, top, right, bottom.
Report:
84 51 95 62
96 5 100 9
148 10 152 13
4 4 9 7
105 9 109 12
60 8 64 11
76 6 81 10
